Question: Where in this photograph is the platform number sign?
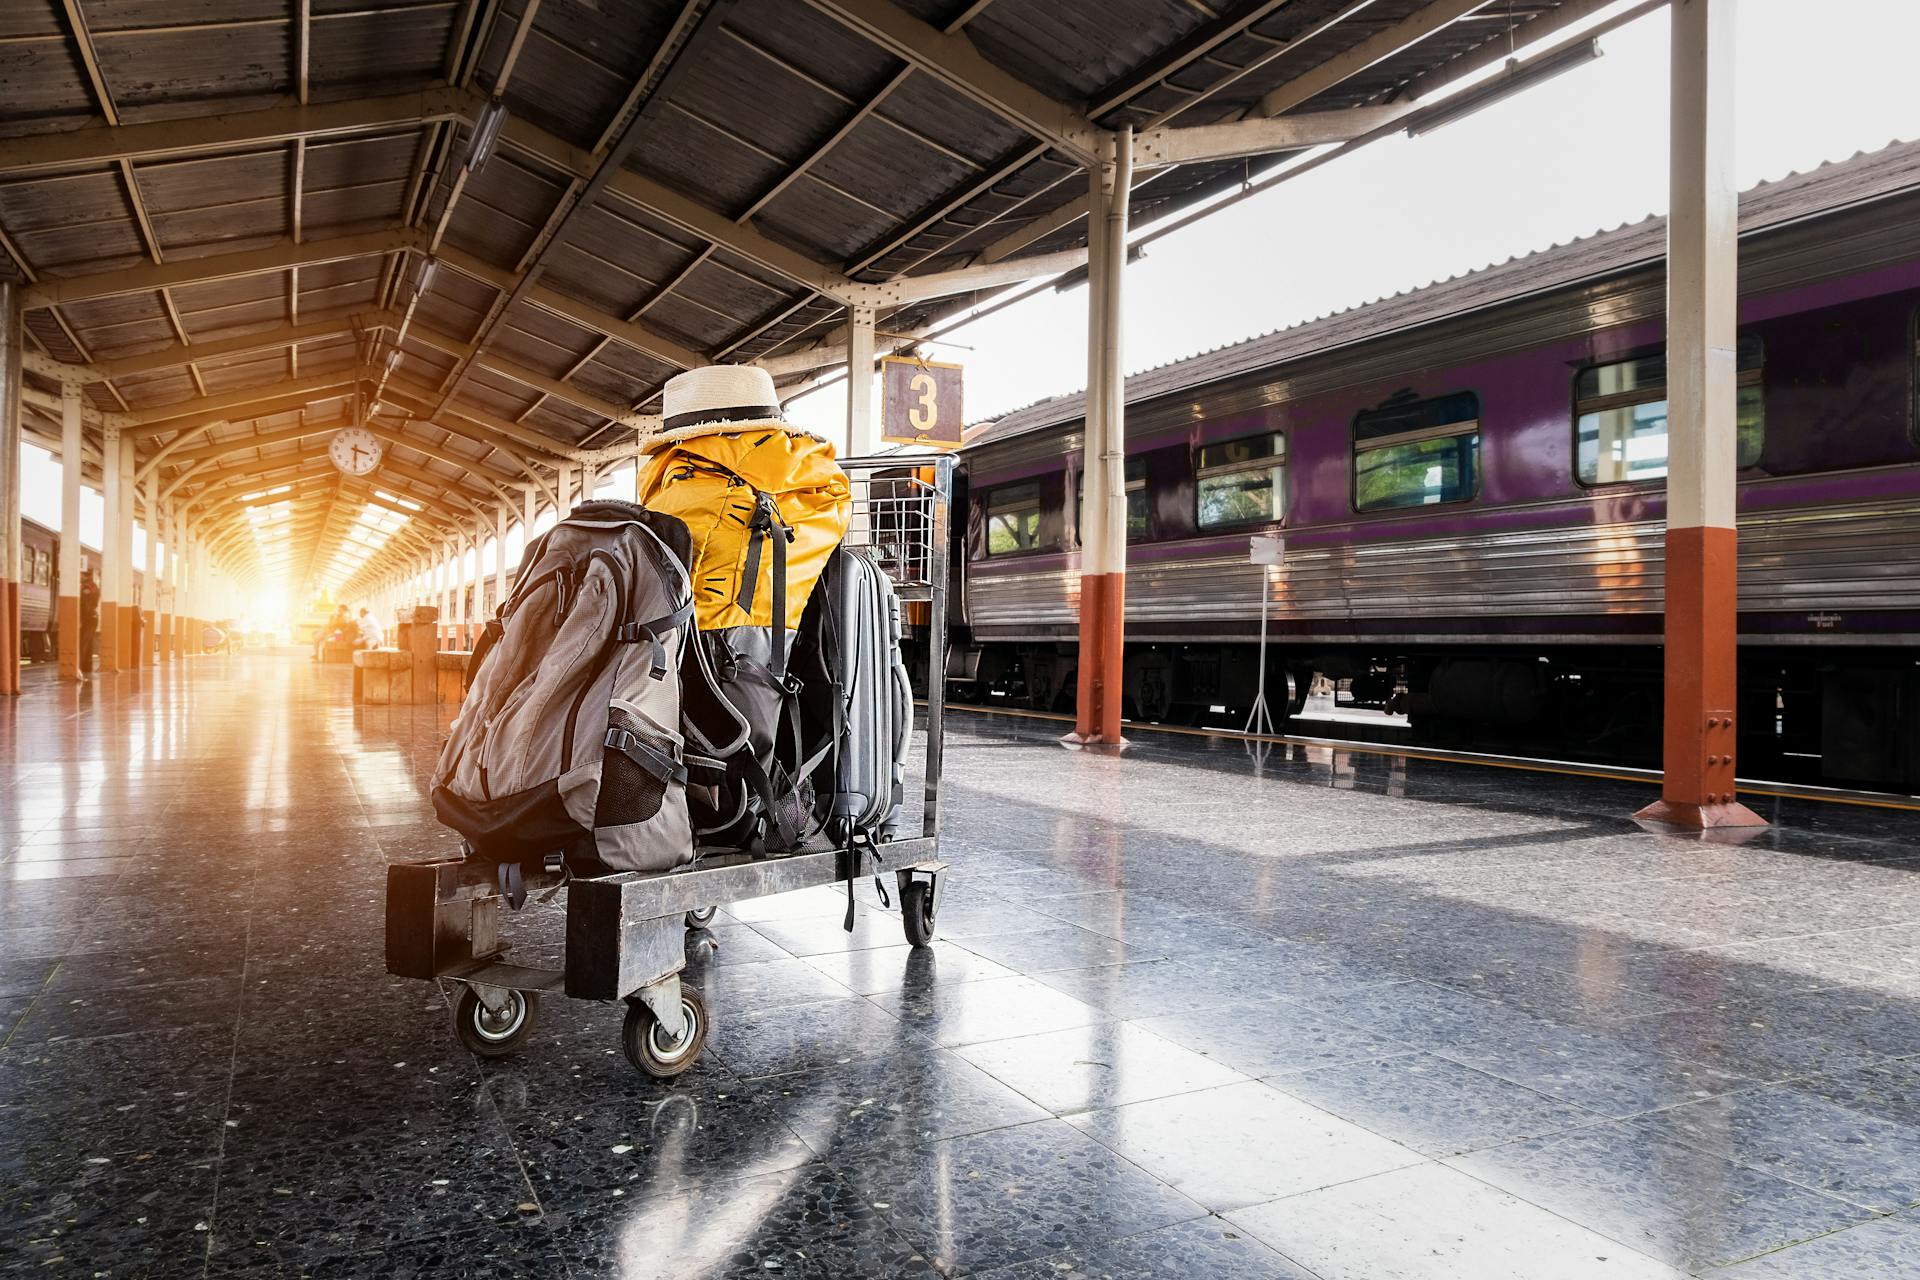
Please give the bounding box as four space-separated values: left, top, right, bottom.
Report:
881 356 963 448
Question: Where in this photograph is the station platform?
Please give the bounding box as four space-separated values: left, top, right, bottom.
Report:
3 655 1918 1278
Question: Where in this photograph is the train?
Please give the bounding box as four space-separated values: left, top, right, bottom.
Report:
16 516 142 664
930 141 1920 792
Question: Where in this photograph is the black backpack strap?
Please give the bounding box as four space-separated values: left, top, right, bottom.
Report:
465 617 505 691
615 597 695 679
737 753 799 852
603 726 689 786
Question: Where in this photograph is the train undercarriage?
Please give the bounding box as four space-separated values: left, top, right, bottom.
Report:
923 638 1920 793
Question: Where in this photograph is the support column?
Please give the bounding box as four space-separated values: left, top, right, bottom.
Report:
1070 128 1132 747
493 504 507 621
555 462 574 517
0 283 20 696
846 304 877 458
58 381 82 680
1636 0 1763 830
117 434 137 669
454 530 470 647
158 506 173 663
100 424 123 672
141 474 158 667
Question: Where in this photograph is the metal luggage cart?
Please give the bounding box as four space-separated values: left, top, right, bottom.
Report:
384 455 953 1080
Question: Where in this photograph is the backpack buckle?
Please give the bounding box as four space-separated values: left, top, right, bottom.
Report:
779 670 804 696
605 727 639 752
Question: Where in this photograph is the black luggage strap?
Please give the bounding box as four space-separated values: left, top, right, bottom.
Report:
465 617 505 691
735 493 794 681
603 727 689 786
739 754 799 852
614 596 695 679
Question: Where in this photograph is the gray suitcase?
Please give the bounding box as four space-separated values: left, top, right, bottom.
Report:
826 546 910 841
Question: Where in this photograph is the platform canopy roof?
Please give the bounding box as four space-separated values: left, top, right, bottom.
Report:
0 0 1625 599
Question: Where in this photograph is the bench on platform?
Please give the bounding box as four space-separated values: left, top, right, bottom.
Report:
353 645 471 706
352 648 409 704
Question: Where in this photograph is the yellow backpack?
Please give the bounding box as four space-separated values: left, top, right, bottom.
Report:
635 423 851 635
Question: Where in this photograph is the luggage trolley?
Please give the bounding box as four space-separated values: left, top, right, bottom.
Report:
383 455 954 1079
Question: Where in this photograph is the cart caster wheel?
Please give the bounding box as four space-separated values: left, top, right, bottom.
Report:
685 906 718 930
901 879 936 948
454 986 537 1058
622 985 707 1080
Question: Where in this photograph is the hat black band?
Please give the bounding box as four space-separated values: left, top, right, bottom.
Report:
663 403 784 431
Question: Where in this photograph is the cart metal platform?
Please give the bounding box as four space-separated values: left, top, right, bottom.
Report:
384 455 954 1078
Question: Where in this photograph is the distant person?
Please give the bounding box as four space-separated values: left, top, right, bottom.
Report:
356 607 385 650
78 567 99 681
313 604 351 661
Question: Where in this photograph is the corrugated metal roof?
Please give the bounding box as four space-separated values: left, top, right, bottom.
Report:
0 0 1607 594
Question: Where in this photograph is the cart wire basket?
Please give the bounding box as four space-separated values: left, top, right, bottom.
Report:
384 454 954 1079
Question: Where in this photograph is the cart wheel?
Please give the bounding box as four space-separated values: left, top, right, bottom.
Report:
622 985 708 1080
901 879 936 948
454 985 537 1058
685 906 718 930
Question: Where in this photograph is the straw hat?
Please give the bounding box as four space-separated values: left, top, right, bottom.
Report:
661 365 784 433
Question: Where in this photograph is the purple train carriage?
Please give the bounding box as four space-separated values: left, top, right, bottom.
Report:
16 516 134 664
936 141 1920 792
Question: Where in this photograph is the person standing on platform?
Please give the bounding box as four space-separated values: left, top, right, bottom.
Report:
78 568 100 681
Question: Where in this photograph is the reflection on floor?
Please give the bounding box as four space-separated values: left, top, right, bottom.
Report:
3 654 1919 1277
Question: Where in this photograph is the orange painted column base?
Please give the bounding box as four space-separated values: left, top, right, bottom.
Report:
1069 571 1127 746
1 578 18 696
57 594 80 681
141 609 155 667
100 601 121 672
157 613 171 662
1633 525 1766 830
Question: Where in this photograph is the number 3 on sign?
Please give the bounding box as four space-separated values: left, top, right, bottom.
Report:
908 372 938 432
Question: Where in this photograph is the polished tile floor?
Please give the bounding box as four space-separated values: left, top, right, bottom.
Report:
3 655 1919 1277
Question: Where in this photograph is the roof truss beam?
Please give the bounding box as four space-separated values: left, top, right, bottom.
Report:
0 86 470 176
799 0 1099 165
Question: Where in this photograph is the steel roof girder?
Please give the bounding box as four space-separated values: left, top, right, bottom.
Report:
846 245 1090 308
1131 106 1418 168
1254 0 1490 120
23 229 428 309
127 373 366 433
0 86 471 176
800 0 1101 167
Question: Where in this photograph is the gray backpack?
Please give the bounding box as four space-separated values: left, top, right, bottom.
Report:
432 500 699 881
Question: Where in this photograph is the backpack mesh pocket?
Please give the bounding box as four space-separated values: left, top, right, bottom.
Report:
596 709 672 827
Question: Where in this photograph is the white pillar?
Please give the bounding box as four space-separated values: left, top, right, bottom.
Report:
0 283 17 696
142 472 159 666
493 504 507 616
846 304 876 458
1636 0 1761 830
58 381 83 680
1072 127 1132 745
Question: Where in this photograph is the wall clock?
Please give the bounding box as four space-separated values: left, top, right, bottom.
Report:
329 427 384 476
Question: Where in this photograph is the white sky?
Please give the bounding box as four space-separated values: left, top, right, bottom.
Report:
786 0 1920 441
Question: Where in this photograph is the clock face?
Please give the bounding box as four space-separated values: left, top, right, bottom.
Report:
329 427 383 476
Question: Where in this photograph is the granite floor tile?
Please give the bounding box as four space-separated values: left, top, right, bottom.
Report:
1270 1052 1603 1156
706 995 918 1079
972 1216 1320 1279
844 1118 1208 1275
0 1149 217 1278
1713 1208 1920 1277
550 1162 938 1280
871 974 1110 1049
799 939 1018 994
1068 1080 1426 1213
1134 995 1418 1079
1227 1162 1684 1279
959 1019 1247 1115
1635 1083 1920 1213
1452 1119 1874 1271
753 1043 1050 1157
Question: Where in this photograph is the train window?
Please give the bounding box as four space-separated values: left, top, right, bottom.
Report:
1575 338 1764 484
1073 459 1153 542
984 481 1044 556
1352 392 1479 512
1196 433 1286 528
